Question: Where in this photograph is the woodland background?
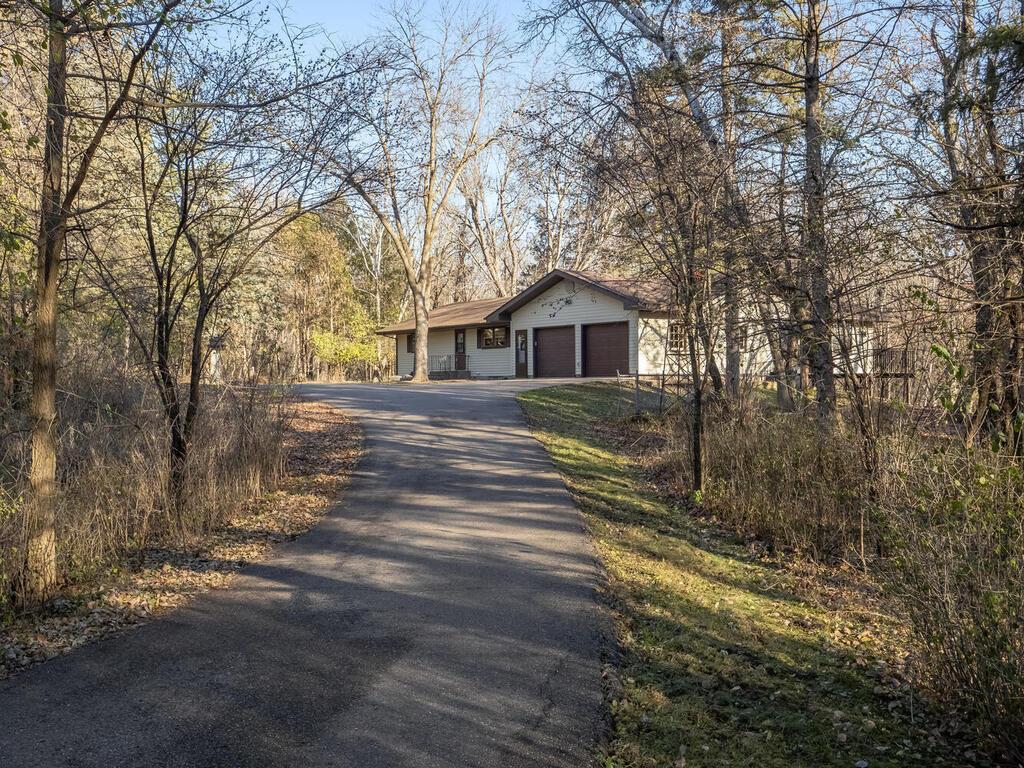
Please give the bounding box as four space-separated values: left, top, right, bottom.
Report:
0 0 1022 762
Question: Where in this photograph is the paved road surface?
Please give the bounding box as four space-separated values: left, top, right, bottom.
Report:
0 381 605 768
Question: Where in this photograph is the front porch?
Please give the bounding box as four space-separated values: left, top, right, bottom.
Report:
427 353 472 380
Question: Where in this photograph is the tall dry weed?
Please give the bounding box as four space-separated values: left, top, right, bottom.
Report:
0 375 286 617
662 406 873 561
652 399 1023 761
878 441 1024 764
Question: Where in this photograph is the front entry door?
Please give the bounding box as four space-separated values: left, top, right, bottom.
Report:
515 329 528 378
454 329 467 371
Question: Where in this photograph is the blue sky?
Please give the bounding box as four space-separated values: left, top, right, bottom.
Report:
279 0 530 42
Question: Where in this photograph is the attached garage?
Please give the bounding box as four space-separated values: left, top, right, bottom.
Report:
583 322 629 376
382 269 650 379
534 325 576 378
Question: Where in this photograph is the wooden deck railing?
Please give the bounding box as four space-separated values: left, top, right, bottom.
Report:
872 347 916 377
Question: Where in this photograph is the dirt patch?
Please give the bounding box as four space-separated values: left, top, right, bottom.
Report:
1 399 361 679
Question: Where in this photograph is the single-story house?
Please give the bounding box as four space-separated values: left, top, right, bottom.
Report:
377 269 775 379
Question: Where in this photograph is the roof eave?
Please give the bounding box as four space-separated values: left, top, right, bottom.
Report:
484 272 563 322
376 319 512 336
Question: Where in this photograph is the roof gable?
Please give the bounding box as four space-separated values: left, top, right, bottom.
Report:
376 270 673 335
485 269 663 322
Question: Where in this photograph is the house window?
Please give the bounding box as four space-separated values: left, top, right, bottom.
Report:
406 333 415 353
668 321 685 354
478 326 509 349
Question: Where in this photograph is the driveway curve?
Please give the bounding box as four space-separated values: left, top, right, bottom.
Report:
0 381 606 768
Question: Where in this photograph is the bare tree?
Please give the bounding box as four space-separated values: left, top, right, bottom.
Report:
335 6 516 381
535 0 790 405
459 139 529 296
80 19 351 498
898 0 1024 450
603 80 725 492
13 0 201 605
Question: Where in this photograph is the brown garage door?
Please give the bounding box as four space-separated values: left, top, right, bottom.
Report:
583 322 629 377
534 326 576 378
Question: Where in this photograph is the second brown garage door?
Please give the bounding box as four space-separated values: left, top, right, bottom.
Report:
583 322 629 376
534 326 576 378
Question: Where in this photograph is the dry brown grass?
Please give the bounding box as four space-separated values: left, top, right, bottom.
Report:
612 391 1023 765
0 398 360 678
1 378 289 598
684 410 872 561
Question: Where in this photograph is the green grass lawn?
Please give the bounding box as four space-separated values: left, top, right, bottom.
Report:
519 383 981 768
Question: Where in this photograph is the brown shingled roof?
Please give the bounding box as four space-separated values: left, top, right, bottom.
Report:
377 270 675 336
377 296 511 335
485 269 672 322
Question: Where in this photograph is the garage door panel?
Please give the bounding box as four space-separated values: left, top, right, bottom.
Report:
583 322 628 377
535 326 575 378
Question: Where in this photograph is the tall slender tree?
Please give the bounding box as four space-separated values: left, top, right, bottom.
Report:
18 0 186 605
83 22 349 498
335 6 516 382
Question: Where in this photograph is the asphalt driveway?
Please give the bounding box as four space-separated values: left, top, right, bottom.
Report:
0 380 606 768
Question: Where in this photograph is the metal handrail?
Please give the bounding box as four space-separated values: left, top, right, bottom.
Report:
428 353 470 373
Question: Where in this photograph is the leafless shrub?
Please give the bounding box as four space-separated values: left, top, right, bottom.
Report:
658 403 872 561
650 396 1023 760
878 444 1024 765
0 372 285 616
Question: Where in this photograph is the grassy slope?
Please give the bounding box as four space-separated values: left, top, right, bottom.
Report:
519 384 970 768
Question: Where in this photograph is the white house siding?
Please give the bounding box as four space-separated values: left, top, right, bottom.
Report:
396 333 414 376
395 329 456 377
638 314 776 379
509 280 638 377
395 328 513 377
638 316 684 376
840 325 874 375
469 327 514 377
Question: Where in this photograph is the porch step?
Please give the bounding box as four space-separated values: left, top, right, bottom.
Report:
429 370 472 380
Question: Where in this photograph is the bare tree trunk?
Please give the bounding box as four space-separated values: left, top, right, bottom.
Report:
696 312 724 394
4 264 29 408
724 273 740 397
23 4 68 604
20 0 170 605
759 301 796 411
165 270 210 499
803 0 835 423
688 325 704 494
411 288 430 383
153 309 183 480
772 143 798 411
720 7 741 401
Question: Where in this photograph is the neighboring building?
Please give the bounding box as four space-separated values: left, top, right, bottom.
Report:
377 269 885 380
